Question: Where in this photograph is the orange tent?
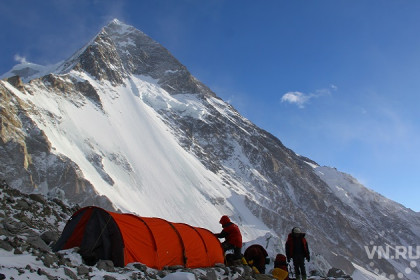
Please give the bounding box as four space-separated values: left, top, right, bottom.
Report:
53 206 224 269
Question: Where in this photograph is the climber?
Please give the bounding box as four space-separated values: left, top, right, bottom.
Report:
215 215 243 263
285 227 310 280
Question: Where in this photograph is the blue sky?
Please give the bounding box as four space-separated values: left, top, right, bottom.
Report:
1 0 419 212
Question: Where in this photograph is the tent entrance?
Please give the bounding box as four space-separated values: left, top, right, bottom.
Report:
78 208 124 266
53 207 125 267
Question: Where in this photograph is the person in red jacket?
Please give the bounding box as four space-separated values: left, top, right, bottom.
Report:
244 244 268 274
215 215 243 262
285 227 310 280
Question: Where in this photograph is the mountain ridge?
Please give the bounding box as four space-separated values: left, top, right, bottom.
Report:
1 19 419 280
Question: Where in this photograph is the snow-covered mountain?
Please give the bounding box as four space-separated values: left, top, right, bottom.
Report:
1 19 419 280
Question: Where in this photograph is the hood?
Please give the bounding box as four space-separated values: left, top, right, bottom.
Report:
219 215 231 225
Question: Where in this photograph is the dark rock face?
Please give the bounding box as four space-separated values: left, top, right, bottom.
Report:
104 20 212 95
5 76 25 91
39 74 103 109
72 34 126 85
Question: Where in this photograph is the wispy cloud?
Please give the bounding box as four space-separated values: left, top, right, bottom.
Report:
281 84 337 108
14 54 27 64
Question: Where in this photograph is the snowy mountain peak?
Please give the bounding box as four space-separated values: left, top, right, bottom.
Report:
54 19 216 96
1 19 419 280
105 18 143 36
108 18 125 26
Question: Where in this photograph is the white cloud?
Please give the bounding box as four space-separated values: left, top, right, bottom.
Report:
281 91 309 108
14 54 27 64
281 85 337 108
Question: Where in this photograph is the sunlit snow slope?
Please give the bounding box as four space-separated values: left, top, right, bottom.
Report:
4 74 271 238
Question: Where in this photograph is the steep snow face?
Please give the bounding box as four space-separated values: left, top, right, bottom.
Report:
5 73 271 239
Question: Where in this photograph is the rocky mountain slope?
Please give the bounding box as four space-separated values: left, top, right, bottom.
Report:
1 19 419 279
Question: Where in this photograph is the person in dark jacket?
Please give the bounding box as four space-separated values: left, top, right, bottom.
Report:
285 227 310 280
244 244 268 274
215 215 243 262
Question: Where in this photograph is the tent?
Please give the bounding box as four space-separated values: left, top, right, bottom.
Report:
53 206 224 269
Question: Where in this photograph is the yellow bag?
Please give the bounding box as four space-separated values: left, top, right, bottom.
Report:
272 267 288 280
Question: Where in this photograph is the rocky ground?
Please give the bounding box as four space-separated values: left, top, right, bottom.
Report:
0 180 352 280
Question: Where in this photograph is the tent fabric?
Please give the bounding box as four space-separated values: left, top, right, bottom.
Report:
53 206 224 269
